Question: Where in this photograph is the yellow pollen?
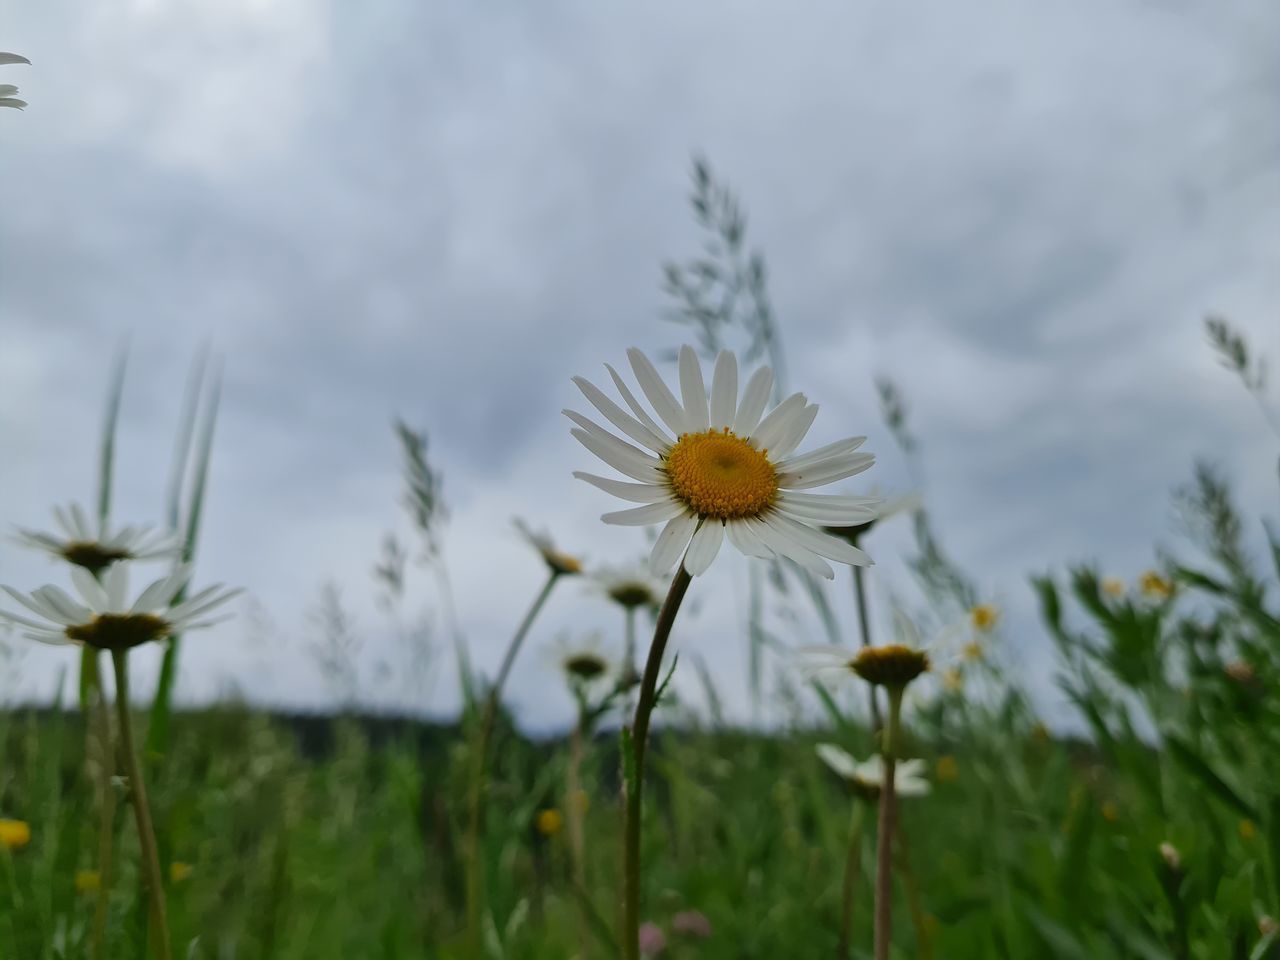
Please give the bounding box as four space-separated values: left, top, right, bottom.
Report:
664 429 778 520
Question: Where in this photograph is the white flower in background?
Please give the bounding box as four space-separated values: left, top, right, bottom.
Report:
568 345 879 578
0 563 239 650
591 563 664 612
15 503 183 575
1 52 30 110
823 489 923 545
548 631 614 690
816 743 931 798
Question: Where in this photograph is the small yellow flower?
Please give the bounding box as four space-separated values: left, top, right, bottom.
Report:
1239 819 1256 842
169 862 193 883
935 756 959 782
969 604 999 631
1101 801 1119 823
962 641 983 662
75 870 101 893
0 819 31 849
535 809 563 837
1139 571 1173 600
942 667 963 692
1101 577 1126 597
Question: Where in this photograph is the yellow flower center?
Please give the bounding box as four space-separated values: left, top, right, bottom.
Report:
664 429 778 520
65 613 171 651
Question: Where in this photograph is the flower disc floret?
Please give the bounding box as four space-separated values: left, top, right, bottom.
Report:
65 612 172 651
664 429 778 521
852 644 930 688
61 542 130 574
564 652 608 681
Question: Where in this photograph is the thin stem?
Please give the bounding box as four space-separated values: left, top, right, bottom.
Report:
567 710 588 958
874 686 904 960
465 569 562 955
895 819 933 960
623 564 694 960
851 565 883 731
111 650 172 960
91 655 117 960
623 605 638 688
837 801 866 960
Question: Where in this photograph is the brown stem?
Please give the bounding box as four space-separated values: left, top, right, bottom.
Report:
622 564 693 960
874 686 904 960
851 565 883 731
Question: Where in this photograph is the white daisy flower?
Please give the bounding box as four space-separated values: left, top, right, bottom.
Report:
0 562 239 650
514 517 583 577
567 345 879 578
548 631 615 690
816 743 931 798
591 562 664 612
1 52 29 110
824 489 923 545
15 503 183 574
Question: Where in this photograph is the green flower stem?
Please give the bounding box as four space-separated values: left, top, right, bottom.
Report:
838 800 867 960
111 650 172 960
91 655 118 960
623 604 638 687
851 565 883 731
567 707 589 956
874 685 904 960
623 564 694 960
465 569 562 956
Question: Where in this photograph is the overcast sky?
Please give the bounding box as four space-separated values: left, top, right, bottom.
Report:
2 1 1278 731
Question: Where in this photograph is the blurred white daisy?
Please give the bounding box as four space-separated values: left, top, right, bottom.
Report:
1 52 29 110
548 631 614 690
816 743 931 798
591 563 664 612
15 503 182 574
514 517 583 577
823 489 923 545
568 345 878 578
0 562 239 650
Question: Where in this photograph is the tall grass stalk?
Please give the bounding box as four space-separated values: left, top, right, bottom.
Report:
838 801 866 960
622 564 693 960
464 568 564 954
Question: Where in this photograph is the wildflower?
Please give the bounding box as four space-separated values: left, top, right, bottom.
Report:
823 490 923 545
568 345 877 577
169 862 193 883
942 667 963 692
672 910 712 939
1101 577 1126 597
514 518 583 576
638 922 667 956
969 604 999 631
1158 842 1181 873
1101 801 1119 823
550 632 613 692
1139 571 1173 600
817 744 931 800
75 870 101 893
962 641 983 662
14 503 181 575
1239 818 1256 842
535 809 563 837
935 756 959 782
592 563 663 612
800 642 929 691
0 818 30 849
0 52 29 110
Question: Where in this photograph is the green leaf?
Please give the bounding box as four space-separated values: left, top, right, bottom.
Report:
1165 734 1257 820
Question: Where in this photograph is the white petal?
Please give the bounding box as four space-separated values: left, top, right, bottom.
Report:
628 348 688 436
678 345 709 432
71 568 110 610
733 366 774 435
131 571 187 614
70 503 93 541
573 472 670 504
708 350 738 429
769 403 819 460
649 513 697 575
605 363 672 444
749 393 807 452
779 453 876 490
571 428 664 483
52 505 78 539
725 519 775 560
776 492 881 525
103 563 130 612
571 378 670 453
602 500 688 526
1 586 62 624
682 520 724 576
33 586 93 625
0 607 59 630
169 586 241 622
763 513 873 567
816 743 859 780
745 517 833 579
23 630 74 646
777 436 867 473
